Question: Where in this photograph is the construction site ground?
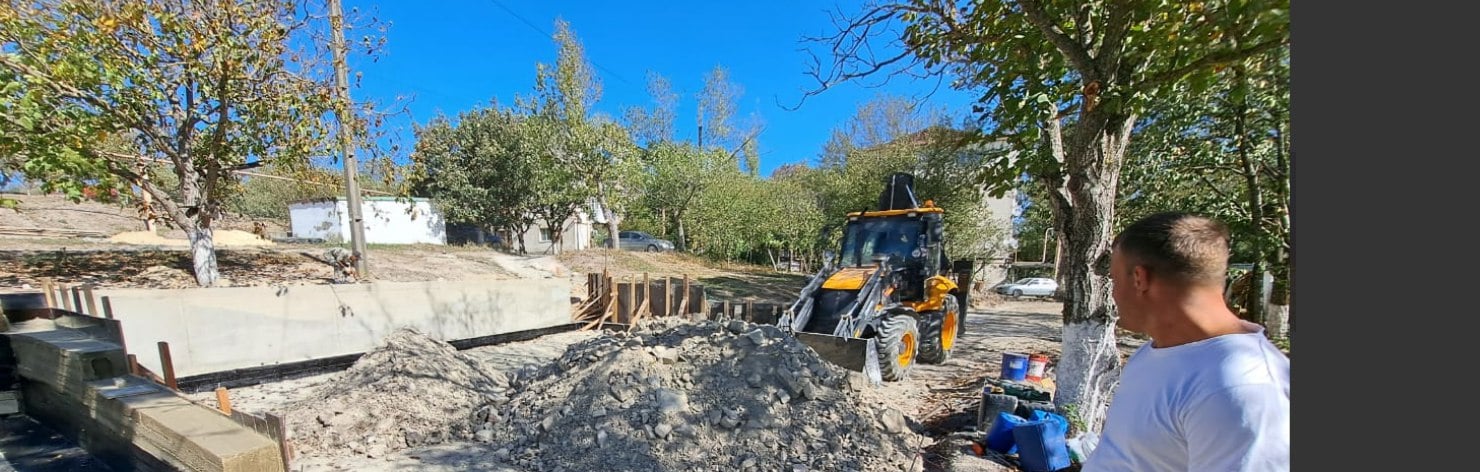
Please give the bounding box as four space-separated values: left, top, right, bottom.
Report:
181 300 1146 472
3 193 1157 471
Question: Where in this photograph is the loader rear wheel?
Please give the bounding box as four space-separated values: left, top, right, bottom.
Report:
876 313 920 381
918 295 960 364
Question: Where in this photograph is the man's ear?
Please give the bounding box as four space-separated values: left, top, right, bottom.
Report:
1132 265 1150 292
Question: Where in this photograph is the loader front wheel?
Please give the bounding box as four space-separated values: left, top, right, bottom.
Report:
876 312 920 381
918 295 960 364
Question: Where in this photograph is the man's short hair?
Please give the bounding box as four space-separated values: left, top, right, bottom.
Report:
1112 212 1231 286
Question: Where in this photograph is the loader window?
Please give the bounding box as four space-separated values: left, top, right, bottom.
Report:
839 217 923 267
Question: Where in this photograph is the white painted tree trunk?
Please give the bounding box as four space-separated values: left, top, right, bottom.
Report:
1265 303 1289 339
188 226 220 287
1058 317 1123 433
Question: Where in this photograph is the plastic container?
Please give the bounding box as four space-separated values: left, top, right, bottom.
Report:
1028 409 1070 435
1026 354 1050 381
1013 419 1072 472
983 411 1029 454
1001 352 1029 381
977 393 1020 432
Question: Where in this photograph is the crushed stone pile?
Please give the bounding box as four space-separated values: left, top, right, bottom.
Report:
284 328 510 459
471 317 927 472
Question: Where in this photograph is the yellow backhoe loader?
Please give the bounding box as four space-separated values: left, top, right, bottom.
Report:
777 172 974 384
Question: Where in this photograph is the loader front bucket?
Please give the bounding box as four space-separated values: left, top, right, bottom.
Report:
792 332 883 386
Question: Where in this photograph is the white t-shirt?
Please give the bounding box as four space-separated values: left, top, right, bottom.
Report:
1083 323 1290 472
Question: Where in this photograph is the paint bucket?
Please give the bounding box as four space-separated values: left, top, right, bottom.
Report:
1001 352 1029 381
1026 354 1050 381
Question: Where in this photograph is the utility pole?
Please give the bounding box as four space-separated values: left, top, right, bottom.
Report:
330 0 369 278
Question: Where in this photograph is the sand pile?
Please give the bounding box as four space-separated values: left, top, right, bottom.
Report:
473 318 926 472
107 229 272 247
284 328 510 459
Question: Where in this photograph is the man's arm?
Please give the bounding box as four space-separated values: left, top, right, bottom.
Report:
1183 383 1290 471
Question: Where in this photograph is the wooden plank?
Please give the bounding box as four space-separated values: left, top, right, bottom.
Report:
82 285 98 316
157 342 178 390
216 387 232 415
680 275 691 319
722 300 731 321
127 354 140 376
40 279 55 308
58 283 74 311
266 412 294 471
666 278 677 318
100 295 116 320
745 300 754 323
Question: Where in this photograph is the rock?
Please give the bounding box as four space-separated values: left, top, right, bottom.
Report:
597 430 609 448
654 423 673 439
720 416 742 429
656 389 689 415
651 346 681 364
728 320 748 334
475 429 494 443
541 416 557 431
591 406 607 418
747 373 764 388
746 330 767 346
879 408 908 434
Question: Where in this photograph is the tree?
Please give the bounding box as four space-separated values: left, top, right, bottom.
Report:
802 0 1289 431
1119 45 1290 330
0 0 363 286
407 106 542 253
634 141 730 250
524 19 636 250
697 66 764 176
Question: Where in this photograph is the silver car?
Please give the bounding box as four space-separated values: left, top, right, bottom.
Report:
617 231 675 252
995 277 1059 298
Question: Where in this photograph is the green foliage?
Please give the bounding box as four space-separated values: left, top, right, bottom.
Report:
1119 46 1290 262
0 0 374 286
407 105 543 250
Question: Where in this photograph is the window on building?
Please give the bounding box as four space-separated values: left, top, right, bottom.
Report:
539 227 553 242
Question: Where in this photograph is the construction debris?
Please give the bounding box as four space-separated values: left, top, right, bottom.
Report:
475 317 926 471
283 328 510 459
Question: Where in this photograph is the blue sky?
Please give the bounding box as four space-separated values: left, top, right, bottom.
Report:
343 0 979 177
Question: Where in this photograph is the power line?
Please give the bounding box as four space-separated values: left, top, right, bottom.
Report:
485 0 640 90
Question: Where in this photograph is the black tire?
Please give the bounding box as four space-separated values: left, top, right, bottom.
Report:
1010 289 1023 299
918 295 961 364
646 244 659 252
875 312 920 382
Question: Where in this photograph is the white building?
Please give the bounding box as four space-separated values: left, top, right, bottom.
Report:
287 196 446 245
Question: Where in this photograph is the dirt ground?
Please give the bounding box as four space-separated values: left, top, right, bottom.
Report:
183 300 1133 472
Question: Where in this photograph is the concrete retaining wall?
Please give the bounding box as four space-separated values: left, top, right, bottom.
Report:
95 276 571 378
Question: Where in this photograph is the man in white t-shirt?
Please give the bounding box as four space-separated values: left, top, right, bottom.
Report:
1082 212 1290 472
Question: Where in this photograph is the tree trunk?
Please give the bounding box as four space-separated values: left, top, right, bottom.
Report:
1234 65 1267 326
676 216 687 251
598 185 620 249
1046 111 1136 434
188 225 220 287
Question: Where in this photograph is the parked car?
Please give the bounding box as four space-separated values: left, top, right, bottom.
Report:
994 277 1059 299
617 231 675 252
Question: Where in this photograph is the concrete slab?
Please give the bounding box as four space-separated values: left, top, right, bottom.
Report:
6 329 126 398
96 276 572 378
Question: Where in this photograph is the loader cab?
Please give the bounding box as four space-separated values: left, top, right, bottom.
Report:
839 207 947 302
